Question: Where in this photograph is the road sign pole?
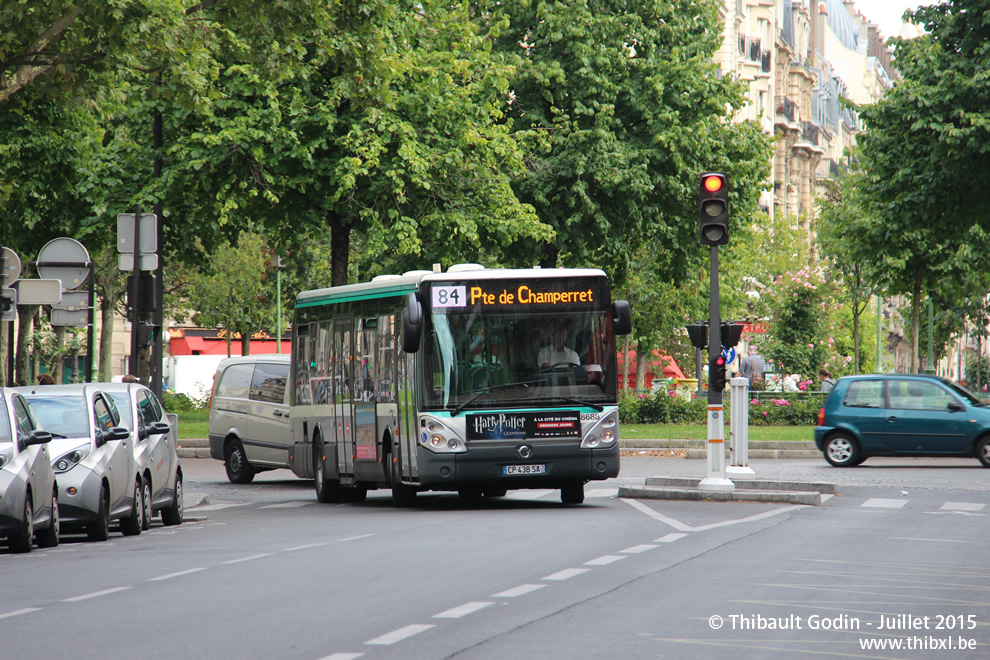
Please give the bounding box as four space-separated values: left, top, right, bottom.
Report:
129 205 142 379
700 244 734 492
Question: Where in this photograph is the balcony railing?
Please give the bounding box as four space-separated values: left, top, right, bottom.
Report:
761 49 771 73
776 98 797 123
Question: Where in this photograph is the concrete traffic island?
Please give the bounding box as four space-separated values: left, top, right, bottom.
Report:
618 475 836 506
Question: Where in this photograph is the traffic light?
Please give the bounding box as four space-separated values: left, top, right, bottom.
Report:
126 273 158 314
699 172 729 245
136 321 158 348
720 321 743 348
686 322 708 350
710 354 727 392
1 287 16 322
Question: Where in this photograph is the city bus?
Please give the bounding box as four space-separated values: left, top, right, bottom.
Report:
288 264 631 505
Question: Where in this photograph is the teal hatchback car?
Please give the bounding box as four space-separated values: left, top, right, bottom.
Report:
815 374 990 467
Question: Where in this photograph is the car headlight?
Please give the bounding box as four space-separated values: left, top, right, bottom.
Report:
53 444 91 473
420 417 466 454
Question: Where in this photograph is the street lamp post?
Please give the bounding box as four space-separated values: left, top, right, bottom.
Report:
874 296 884 373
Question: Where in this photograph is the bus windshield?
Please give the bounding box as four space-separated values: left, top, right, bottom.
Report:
420 276 617 411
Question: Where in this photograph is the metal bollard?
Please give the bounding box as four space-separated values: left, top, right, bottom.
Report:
727 376 756 479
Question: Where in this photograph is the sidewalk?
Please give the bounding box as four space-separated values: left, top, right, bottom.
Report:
174 437 822 460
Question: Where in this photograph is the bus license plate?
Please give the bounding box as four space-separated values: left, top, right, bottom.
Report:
504 464 546 476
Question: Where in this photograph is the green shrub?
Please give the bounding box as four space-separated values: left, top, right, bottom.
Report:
162 390 209 413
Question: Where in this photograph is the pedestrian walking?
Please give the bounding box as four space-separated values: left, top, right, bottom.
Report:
819 368 836 393
740 345 766 389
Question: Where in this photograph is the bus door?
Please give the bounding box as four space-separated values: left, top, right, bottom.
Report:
353 318 379 480
332 319 355 478
395 349 418 482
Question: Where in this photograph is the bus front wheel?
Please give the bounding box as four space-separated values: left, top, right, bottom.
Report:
560 482 585 505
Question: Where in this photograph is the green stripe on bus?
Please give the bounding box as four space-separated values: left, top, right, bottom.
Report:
296 284 417 307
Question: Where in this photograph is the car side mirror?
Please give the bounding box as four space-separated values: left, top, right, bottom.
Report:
948 400 965 413
147 421 170 436
19 429 53 451
106 426 131 442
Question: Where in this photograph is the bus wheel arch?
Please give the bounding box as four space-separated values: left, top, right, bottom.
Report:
314 428 342 503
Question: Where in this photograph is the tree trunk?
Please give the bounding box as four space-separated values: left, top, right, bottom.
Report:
54 326 65 383
911 268 921 373
15 306 36 386
0 320 7 386
99 295 115 380
621 336 630 391
241 332 251 356
329 211 353 287
635 348 647 390
540 243 559 269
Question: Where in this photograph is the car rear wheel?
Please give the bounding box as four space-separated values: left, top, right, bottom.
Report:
9 494 33 553
87 485 110 542
977 436 990 468
161 473 183 526
824 433 860 467
225 439 256 484
36 491 59 548
120 478 143 536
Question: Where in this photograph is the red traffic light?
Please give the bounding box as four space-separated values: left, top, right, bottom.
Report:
716 356 726 366
703 175 724 193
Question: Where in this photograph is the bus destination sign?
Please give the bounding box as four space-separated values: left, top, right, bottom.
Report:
430 278 605 312
466 411 581 441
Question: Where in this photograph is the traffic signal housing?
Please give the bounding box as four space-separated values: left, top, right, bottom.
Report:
720 321 743 348
699 172 729 245
710 354 727 392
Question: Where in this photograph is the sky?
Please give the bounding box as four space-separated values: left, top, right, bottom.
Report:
857 1 931 39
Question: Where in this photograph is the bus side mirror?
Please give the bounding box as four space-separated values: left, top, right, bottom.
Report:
401 292 423 353
611 300 632 336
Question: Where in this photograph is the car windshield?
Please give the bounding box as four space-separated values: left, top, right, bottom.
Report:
107 392 134 428
943 380 985 405
24 395 90 438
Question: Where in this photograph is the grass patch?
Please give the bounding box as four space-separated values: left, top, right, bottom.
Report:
174 410 210 440
623 423 814 442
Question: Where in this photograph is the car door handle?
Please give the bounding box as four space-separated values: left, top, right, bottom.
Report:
885 416 898 423
274 411 285 417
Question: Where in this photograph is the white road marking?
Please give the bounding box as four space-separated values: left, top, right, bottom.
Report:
147 567 207 582
319 654 363 660
691 505 807 531
338 534 376 542
584 555 626 566
283 543 329 552
492 584 546 598
621 544 658 554
585 488 618 498
222 553 273 565
432 602 494 619
62 587 131 602
191 503 248 512
365 624 435 645
260 501 312 509
654 533 688 543
941 502 985 511
621 499 693 531
861 498 908 509
0 608 43 620
504 489 555 500
891 536 971 544
542 568 589 581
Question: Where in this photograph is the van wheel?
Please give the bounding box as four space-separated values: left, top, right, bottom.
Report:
9 494 33 553
314 435 341 503
120 478 143 536
824 433 860 467
225 440 256 484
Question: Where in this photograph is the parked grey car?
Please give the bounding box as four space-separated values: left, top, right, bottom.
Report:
102 382 183 528
0 388 59 553
17 384 145 540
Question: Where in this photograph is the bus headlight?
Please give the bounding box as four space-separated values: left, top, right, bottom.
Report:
421 416 466 454
580 410 618 448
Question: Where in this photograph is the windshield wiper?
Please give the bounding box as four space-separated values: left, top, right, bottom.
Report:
525 395 604 412
450 380 543 416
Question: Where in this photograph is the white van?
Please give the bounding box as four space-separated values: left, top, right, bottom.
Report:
208 355 291 483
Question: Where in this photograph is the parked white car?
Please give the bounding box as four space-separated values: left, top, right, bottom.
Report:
101 382 183 527
18 384 144 541
0 388 59 553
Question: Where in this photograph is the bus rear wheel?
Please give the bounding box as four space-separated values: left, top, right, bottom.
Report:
560 482 585 505
314 435 342 503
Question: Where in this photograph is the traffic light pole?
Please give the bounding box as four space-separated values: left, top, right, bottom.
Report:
700 244 734 491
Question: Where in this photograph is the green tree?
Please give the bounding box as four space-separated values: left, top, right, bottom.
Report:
478 0 773 285
855 0 990 372
184 233 273 357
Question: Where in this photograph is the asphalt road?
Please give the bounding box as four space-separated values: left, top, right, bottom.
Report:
2 456 988 659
